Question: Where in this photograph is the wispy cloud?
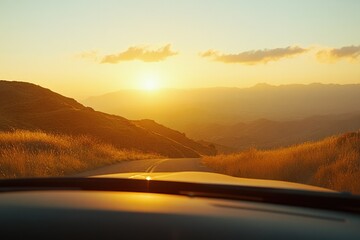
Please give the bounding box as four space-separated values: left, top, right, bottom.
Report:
317 45 360 62
74 50 99 61
101 44 177 63
200 46 308 65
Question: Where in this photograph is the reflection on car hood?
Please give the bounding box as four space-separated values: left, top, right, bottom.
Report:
93 171 334 192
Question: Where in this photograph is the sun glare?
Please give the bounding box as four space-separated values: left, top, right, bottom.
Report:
141 74 160 91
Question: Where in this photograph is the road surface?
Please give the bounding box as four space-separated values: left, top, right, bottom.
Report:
75 158 213 177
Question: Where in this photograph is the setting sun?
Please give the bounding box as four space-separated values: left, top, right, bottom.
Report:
141 74 160 91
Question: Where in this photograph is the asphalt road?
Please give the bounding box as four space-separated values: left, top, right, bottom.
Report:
75 158 213 177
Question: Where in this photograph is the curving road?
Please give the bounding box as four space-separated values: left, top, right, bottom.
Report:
75 158 213 177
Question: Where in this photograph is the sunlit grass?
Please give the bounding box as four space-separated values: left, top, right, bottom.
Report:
202 131 360 193
0 130 162 178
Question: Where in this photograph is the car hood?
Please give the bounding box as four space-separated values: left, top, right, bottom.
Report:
93 171 334 192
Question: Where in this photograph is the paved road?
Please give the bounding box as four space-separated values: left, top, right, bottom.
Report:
75 158 213 177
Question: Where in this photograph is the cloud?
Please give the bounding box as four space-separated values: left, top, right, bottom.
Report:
74 50 99 61
101 44 177 63
200 46 308 65
316 45 360 62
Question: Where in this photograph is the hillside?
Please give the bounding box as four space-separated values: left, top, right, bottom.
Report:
203 131 360 193
132 119 217 155
83 83 360 132
0 130 161 178
190 113 360 151
0 80 214 157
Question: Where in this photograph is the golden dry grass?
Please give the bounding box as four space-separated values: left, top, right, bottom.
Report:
202 131 360 193
0 130 162 178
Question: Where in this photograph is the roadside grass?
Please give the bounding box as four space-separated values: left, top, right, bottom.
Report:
0 130 162 178
202 132 360 193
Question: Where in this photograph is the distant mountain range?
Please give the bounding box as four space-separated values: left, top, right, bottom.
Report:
83 83 360 152
132 119 216 155
189 113 360 151
0 80 215 157
83 83 360 133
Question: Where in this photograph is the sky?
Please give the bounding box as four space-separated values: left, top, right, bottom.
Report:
1 0 360 98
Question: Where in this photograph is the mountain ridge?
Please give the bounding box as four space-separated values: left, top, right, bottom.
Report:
190 112 360 151
83 83 360 132
0 80 215 157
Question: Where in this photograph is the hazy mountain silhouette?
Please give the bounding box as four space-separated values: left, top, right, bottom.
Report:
0 80 215 157
132 119 216 155
83 83 360 133
190 113 360 151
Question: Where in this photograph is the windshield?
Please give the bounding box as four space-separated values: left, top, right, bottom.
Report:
0 0 359 195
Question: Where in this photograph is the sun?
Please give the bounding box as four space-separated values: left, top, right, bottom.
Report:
140 74 160 91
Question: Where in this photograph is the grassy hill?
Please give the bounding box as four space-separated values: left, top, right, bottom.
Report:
0 80 215 157
0 130 161 178
202 131 360 193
